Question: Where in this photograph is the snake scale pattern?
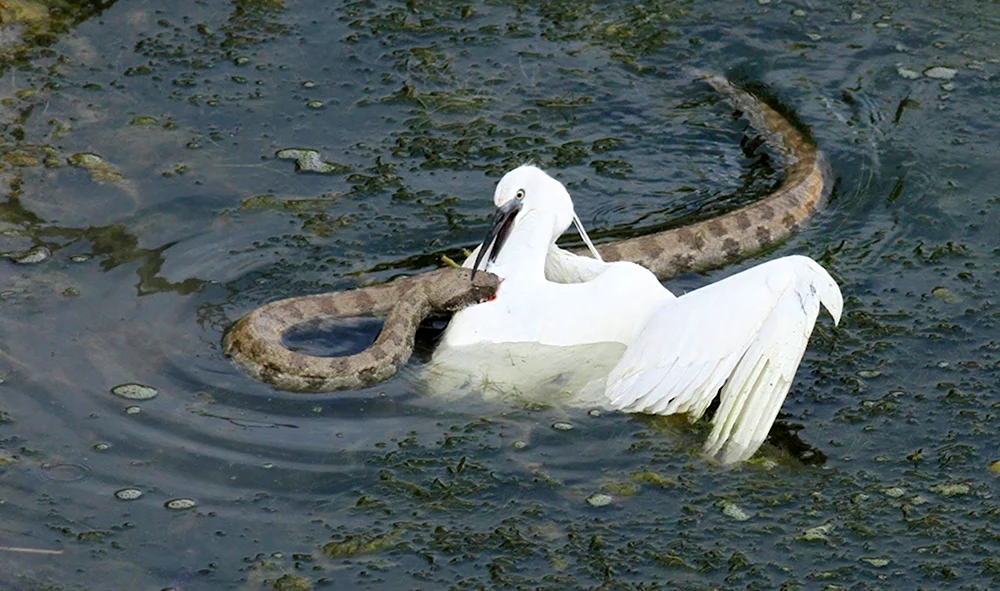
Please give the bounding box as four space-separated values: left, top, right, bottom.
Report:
224 269 499 392
223 74 832 392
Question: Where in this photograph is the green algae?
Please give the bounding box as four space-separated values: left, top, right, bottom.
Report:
2 145 61 168
929 482 970 497
591 157 633 178
272 575 312 591
111 383 158 401
718 500 751 521
631 471 677 488
586 492 613 506
239 193 340 212
322 530 402 558
0 448 16 467
600 481 638 496
275 148 350 174
6 245 50 264
67 152 124 183
129 116 158 126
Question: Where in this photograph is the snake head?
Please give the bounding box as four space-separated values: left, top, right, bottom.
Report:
438 268 500 311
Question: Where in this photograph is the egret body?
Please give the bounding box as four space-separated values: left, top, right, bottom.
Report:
436 165 842 463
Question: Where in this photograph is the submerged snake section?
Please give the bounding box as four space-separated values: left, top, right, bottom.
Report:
224 74 833 392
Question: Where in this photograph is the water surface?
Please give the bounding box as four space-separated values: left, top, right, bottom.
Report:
1 1 998 589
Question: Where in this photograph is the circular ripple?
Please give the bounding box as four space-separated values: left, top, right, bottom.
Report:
38 462 91 482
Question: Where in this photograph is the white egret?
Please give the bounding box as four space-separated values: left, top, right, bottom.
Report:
435 165 842 463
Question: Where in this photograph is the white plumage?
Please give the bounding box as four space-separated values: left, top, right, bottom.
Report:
435 165 842 463
605 255 841 463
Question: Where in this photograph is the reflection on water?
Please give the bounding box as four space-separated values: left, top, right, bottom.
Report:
0 0 998 589
282 316 385 358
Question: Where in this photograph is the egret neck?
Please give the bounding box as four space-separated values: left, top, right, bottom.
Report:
485 209 561 282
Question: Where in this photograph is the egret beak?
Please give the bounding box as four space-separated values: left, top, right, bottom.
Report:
471 199 522 280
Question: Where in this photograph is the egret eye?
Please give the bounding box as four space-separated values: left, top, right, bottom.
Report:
515 189 525 200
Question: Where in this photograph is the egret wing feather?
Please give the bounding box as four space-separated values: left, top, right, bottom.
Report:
605 256 842 463
706 284 816 463
649 358 719 415
606 266 781 416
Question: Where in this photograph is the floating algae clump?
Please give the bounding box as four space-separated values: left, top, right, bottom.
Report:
115 488 143 501
322 530 402 557
799 522 835 542
111 382 158 400
239 193 338 212
923 66 957 80
718 500 751 521
7 246 50 264
3 146 61 168
631 471 676 488
276 148 350 174
0 448 16 467
273 574 312 591
930 482 970 497
165 498 196 511
601 481 638 497
129 116 158 126
68 152 124 182
586 493 613 507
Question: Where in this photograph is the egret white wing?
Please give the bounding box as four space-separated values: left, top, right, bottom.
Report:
605 255 842 463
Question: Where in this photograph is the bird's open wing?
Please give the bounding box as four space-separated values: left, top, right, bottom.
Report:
604 255 842 464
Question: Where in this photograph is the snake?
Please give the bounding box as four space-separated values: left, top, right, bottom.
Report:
223 74 832 393
224 268 500 392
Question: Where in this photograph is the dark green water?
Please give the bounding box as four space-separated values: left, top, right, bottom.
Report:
1 1 998 589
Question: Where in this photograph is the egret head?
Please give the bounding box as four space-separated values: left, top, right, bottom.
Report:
471 165 602 278
492 165 575 229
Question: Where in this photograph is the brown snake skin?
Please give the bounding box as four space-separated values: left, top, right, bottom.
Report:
223 74 832 392
224 269 500 392
593 75 831 273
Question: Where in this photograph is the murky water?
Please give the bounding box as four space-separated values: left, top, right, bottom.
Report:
1 1 998 589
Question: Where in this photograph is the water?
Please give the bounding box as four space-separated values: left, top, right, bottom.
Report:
0 0 998 589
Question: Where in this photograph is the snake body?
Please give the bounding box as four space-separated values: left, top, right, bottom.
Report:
591 75 831 274
225 74 832 392
223 269 499 392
